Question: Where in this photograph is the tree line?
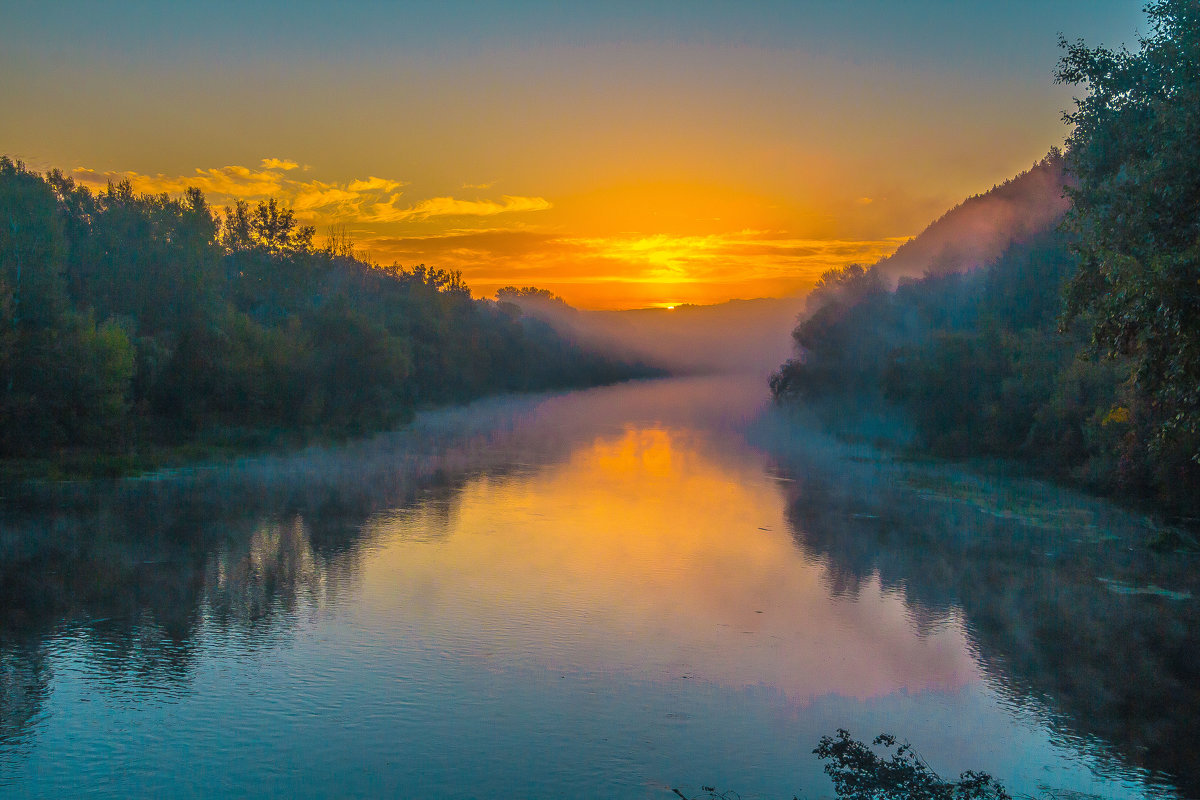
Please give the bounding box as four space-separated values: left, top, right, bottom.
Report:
771 0 1200 523
0 160 656 464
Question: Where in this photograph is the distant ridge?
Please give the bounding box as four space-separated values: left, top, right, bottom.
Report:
500 292 806 376
873 150 1070 282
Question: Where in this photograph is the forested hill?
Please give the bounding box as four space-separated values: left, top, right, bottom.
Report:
773 4 1200 526
771 219 1199 523
772 2 1200 524
873 150 1069 282
0 158 658 467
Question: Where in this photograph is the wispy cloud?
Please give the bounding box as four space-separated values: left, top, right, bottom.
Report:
367 194 552 222
70 160 415 222
556 231 908 282
260 158 300 171
348 176 405 193
68 161 547 230
359 227 907 298
72 163 292 200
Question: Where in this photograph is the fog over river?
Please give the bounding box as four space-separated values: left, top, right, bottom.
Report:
1 375 1195 799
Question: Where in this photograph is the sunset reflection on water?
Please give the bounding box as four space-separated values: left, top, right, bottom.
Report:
360 422 979 704
0 376 1184 800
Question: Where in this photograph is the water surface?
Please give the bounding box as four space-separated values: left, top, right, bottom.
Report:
1 376 1195 798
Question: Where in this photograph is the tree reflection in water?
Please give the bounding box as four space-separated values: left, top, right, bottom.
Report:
765 418 1200 798
1 379 1195 800
0 393 563 749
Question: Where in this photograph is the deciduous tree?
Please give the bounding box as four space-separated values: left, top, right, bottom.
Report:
1057 0 1200 455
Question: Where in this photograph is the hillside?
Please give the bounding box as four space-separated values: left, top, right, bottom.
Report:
769 150 1199 521
873 150 1070 282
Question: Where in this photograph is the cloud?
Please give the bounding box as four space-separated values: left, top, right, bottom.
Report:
260 158 300 171
72 163 291 201
348 176 406 193
68 160 418 224
556 231 907 282
70 159 551 240
367 194 552 222
358 227 907 299
292 184 364 213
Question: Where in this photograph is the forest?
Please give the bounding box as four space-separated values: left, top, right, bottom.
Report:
772 0 1200 524
0 161 656 471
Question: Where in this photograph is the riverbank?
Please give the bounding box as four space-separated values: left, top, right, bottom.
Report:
0 368 666 485
766 394 1200 547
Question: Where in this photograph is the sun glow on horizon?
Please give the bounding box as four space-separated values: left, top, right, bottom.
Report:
50 157 918 309
3 1 1149 308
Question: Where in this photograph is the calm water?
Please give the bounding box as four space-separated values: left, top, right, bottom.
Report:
1 375 1196 799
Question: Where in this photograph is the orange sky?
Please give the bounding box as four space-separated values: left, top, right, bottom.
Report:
63 160 912 308
0 3 1145 309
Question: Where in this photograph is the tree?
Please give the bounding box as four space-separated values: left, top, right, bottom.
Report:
222 198 315 256
496 286 568 307
814 730 1011 800
1056 0 1200 456
0 160 135 454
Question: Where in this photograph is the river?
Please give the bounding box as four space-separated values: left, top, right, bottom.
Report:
1 375 1195 799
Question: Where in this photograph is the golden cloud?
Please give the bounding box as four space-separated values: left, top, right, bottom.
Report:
366 194 552 223
71 164 292 200
72 163 285 200
291 182 364 213
555 231 908 282
347 176 406 193
260 158 300 171
68 161 420 224
359 228 907 300
70 159 550 237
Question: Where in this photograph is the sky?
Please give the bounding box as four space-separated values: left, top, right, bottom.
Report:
0 1 1147 309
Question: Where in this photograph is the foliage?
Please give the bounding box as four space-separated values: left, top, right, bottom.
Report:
1056 0 1200 457
813 730 1011 800
672 731 1010 800
769 263 890 402
0 158 654 464
672 787 757 800
775 4 1200 513
496 285 569 306
770 221 1200 519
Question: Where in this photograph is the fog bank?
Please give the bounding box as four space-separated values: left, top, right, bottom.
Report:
500 293 806 378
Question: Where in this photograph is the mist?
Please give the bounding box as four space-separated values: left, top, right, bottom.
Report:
872 150 1070 283
497 291 807 379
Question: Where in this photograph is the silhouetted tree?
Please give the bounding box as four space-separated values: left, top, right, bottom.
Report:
814 730 1011 800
